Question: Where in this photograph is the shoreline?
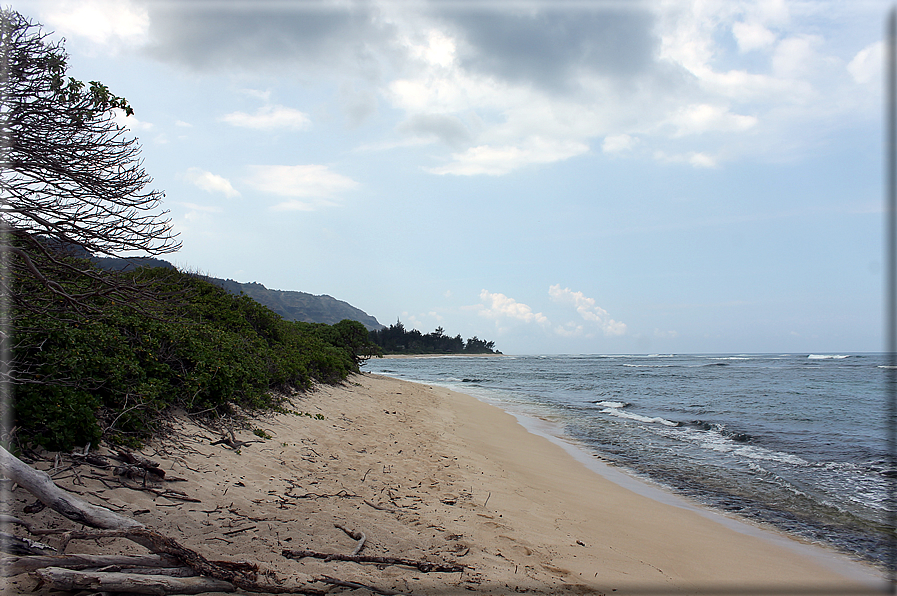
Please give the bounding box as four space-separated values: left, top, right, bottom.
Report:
504 408 885 584
380 353 506 359
4 373 886 595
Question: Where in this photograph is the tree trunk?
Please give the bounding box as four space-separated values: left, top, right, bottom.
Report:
0 446 144 532
34 567 234 595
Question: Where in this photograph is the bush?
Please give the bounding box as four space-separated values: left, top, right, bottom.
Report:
12 262 381 450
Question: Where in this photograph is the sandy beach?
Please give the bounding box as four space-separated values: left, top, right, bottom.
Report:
3 372 888 595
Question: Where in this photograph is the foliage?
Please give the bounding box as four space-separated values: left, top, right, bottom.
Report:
12 257 381 450
0 8 179 316
368 320 500 355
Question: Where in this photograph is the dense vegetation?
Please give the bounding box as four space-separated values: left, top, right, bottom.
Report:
2 9 387 453
368 321 500 355
12 254 382 450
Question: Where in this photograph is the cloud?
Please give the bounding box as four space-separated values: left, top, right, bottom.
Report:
244 165 358 210
143 2 396 74
439 6 658 94
221 105 311 130
340 83 379 128
184 168 240 198
548 285 626 336
771 35 823 79
602 134 636 154
429 138 588 176
39 0 149 48
653 150 718 168
554 322 586 338
668 104 757 137
113 110 153 132
135 1 880 173
732 21 776 52
848 41 883 85
397 113 473 147
478 290 549 325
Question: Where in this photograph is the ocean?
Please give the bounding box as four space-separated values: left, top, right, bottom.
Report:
363 353 893 568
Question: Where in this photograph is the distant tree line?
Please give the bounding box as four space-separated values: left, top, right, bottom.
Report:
368 321 500 355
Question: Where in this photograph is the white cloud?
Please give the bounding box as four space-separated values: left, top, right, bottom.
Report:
39 0 149 48
848 41 883 85
175 120 193 128
549 285 626 336
732 21 776 52
602 134 637 154
429 138 589 176
669 104 757 137
653 150 718 168
113 110 153 132
478 290 549 325
221 105 311 130
184 168 240 198
689 152 717 168
245 165 358 211
771 35 822 79
405 30 457 68
555 322 586 338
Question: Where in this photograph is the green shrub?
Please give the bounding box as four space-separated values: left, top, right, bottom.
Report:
12 262 381 450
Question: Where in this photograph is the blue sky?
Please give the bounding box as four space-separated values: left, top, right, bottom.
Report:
12 0 889 354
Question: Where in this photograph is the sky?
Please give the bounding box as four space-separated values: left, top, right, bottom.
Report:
9 0 890 355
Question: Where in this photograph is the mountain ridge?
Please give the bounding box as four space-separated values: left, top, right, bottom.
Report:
88 255 385 331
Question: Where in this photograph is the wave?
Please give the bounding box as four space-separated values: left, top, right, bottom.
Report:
623 364 675 368
599 406 679 427
655 424 808 465
595 400 629 408
808 354 850 360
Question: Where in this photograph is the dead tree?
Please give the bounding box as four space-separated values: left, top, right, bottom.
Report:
0 8 180 318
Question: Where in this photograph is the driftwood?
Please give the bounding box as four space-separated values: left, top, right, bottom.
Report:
0 445 145 534
0 446 323 593
282 549 466 573
35 566 234 595
0 553 176 576
210 425 260 450
2 445 466 595
114 449 166 478
319 575 413 596
0 531 56 556
334 523 367 555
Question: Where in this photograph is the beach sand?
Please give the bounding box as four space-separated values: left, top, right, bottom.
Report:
2 373 887 595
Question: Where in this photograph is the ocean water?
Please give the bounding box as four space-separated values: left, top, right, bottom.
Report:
363 353 894 567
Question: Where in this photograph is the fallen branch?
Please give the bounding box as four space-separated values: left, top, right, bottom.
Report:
0 553 176 576
35 566 234 595
334 523 366 555
363 499 399 513
0 445 144 534
282 549 466 573
210 425 260 450
0 447 322 593
0 531 55 556
114 449 166 479
318 574 415 596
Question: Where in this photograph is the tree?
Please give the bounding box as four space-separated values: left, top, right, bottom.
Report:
0 8 180 316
